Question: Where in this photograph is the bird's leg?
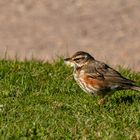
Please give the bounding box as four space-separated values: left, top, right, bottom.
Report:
98 95 106 105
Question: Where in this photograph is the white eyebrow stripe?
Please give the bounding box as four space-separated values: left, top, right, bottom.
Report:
75 55 86 59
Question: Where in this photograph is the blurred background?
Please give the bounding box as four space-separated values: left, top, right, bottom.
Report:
0 0 140 71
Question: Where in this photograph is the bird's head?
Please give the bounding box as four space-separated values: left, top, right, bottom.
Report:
64 51 94 68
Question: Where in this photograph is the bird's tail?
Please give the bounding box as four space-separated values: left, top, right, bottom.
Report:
130 85 140 91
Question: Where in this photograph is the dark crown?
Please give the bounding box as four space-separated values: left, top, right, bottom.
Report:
72 51 94 60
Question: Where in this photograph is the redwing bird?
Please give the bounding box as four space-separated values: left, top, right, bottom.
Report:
64 51 140 104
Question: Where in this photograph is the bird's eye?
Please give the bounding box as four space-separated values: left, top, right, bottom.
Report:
74 56 84 61
74 58 81 61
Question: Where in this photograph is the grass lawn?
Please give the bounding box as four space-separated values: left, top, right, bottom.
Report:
0 59 140 140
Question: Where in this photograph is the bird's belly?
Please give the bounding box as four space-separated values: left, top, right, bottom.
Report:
73 73 98 96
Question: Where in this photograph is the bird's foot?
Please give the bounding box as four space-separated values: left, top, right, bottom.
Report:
98 98 106 105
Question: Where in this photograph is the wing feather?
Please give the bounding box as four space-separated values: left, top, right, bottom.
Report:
83 60 134 85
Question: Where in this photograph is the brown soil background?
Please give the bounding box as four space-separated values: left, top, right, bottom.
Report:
0 0 140 71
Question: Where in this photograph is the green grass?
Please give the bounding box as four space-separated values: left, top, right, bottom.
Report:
0 59 140 140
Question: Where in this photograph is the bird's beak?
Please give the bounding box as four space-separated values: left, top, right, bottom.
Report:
64 57 75 67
